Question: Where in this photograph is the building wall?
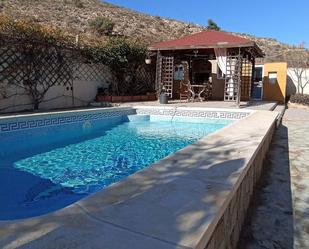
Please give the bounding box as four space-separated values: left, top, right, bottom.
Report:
287 68 309 95
262 62 287 103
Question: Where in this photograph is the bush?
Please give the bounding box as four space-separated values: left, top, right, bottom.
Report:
290 93 309 106
89 16 114 36
89 37 147 95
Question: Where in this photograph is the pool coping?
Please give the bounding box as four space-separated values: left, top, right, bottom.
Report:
0 108 278 249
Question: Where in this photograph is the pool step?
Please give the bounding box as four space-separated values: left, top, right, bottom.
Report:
127 114 150 122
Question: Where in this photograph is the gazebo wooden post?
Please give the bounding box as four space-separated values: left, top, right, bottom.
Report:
250 56 256 99
236 48 243 107
155 50 162 98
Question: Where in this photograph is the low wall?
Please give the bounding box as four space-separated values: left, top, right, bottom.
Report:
0 64 113 113
204 117 275 249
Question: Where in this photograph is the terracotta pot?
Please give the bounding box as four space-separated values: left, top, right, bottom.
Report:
132 96 141 101
112 96 123 102
140 95 148 101
96 95 103 102
148 94 157 101
96 95 112 102
104 96 112 102
122 96 132 102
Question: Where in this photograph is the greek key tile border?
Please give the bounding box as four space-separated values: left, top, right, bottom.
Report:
136 108 250 120
0 108 136 133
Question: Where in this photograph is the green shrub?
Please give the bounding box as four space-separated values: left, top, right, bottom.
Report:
89 37 147 95
89 16 114 36
290 93 309 106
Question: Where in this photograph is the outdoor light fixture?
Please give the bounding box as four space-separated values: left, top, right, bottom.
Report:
145 58 152 64
268 72 277 85
145 52 156 64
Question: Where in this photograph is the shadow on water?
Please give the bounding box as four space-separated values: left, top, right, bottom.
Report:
0 167 86 220
238 124 294 249
0 134 250 248
0 119 127 220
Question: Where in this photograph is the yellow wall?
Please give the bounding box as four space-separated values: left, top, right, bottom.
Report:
263 62 287 103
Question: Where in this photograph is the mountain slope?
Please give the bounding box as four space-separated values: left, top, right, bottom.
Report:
0 0 308 62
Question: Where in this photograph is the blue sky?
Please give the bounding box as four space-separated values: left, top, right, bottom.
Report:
106 0 309 48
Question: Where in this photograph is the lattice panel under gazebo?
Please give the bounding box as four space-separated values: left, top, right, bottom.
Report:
224 55 241 101
161 56 174 98
241 56 253 101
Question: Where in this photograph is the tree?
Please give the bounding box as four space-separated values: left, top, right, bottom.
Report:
206 19 221 31
287 47 309 94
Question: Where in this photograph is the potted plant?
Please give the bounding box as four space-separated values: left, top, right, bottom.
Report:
159 86 168 104
111 96 123 102
132 95 141 101
122 95 133 102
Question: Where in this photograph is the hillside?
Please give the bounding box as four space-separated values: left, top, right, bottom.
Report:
0 0 308 63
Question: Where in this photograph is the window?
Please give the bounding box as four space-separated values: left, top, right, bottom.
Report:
268 72 277 85
217 65 225 79
254 66 263 82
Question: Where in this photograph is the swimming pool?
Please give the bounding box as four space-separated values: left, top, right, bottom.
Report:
0 110 233 220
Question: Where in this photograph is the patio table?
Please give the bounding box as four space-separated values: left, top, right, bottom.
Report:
189 84 207 102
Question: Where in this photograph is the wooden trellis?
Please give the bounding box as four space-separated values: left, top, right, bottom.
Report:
224 52 242 102
0 41 156 104
161 56 174 98
73 63 110 82
224 49 255 103
241 55 253 101
0 45 74 92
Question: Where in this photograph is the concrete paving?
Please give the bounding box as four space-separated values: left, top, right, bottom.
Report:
119 100 278 111
239 106 309 249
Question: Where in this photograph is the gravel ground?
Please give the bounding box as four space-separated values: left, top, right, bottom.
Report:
238 107 309 249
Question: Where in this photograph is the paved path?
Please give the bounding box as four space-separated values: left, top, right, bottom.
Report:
239 107 309 249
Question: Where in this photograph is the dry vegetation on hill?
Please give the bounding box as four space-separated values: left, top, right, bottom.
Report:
0 0 308 63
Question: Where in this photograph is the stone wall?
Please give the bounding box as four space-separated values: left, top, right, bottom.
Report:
205 119 275 249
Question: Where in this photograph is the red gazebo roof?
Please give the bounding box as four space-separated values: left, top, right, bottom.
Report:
149 30 257 51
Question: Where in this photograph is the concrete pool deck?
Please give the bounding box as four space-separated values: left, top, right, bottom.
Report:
0 109 278 249
118 100 278 111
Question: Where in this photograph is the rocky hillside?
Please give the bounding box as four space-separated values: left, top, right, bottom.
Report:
0 0 308 63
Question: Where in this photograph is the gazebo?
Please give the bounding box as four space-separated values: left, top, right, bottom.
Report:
148 30 263 105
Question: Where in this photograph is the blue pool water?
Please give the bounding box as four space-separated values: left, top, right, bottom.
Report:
0 115 231 220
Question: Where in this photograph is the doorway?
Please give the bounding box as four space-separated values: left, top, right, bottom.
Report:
252 65 263 100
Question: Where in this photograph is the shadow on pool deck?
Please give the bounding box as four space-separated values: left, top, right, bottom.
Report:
0 111 278 249
238 125 294 249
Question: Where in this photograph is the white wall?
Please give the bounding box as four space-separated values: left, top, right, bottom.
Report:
0 64 113 113
287 68 309 95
